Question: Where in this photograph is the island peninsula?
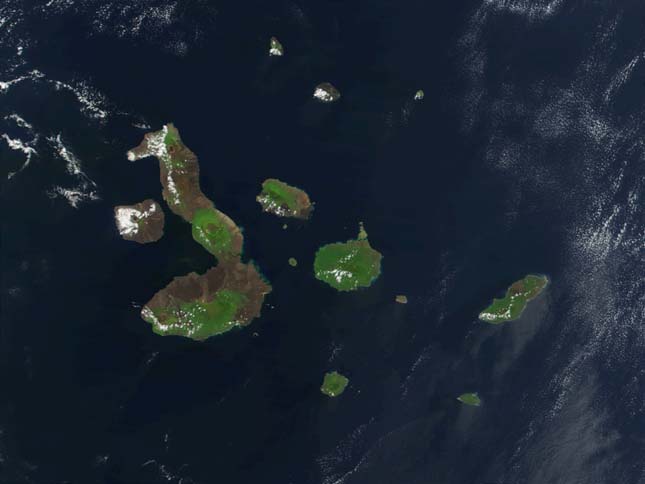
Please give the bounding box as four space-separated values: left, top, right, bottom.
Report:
313 82 341 103
128 124 271 340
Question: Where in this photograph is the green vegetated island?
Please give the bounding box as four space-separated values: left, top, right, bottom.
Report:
128 123 271 340
257 178 313 219
457 393 481 406
321 371 349 397
479 274 548 324
314 223 382 291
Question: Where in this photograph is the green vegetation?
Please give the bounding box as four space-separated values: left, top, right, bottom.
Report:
288 257 298 267
143 290 248 340
163 126 186 170
321 371 349 397
257 178 312 219
414 89 425 101
479 274 548 324
314 224 382 291
261 179 299 210
164 126 180 148
166 157 186 170
191 208 236 259
457 393 481 406
130 124 271 341
269 36 284 56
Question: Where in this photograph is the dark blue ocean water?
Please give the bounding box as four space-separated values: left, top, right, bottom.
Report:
2 1 644 483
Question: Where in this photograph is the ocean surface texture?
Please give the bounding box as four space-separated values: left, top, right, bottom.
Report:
1 0 644 483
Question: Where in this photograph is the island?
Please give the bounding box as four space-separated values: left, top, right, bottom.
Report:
288 257 298 267
314 223 382 291
256 178 313 219
269 37 284 56
313 82 341 103
141 262 270 340
414 89 425 101
128 123 272 340
479 274 548 324
457 393 481 406
395 295 408 304
114 199 164 243
321 371 349 397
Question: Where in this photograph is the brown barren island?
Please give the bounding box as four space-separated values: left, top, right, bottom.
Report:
114 199 165 243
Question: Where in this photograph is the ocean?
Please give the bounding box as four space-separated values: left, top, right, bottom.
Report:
1 1 644 483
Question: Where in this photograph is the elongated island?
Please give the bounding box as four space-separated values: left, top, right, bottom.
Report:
128 124 271 340
314 223 382 291
479 274 548 324
457 393 481 406
256 178 313 219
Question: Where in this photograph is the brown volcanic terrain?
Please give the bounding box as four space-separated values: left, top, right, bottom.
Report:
127 124 271 340
113 199 164 243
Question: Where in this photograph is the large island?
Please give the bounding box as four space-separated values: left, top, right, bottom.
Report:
313 223 382 291
479 274 548 324
129 124 271 340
